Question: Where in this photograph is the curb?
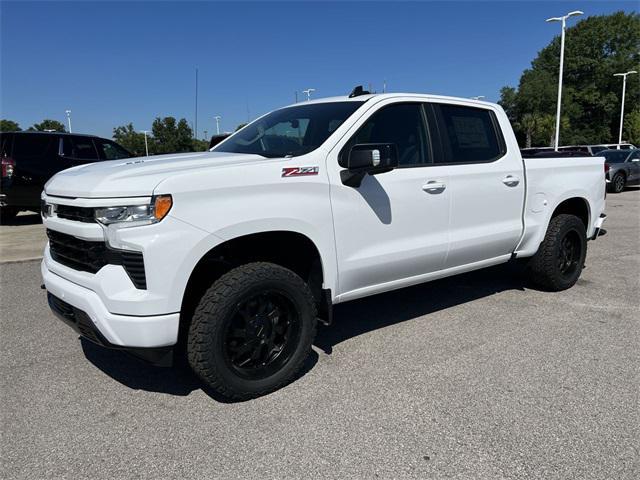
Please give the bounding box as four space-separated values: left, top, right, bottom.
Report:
0 257 43 265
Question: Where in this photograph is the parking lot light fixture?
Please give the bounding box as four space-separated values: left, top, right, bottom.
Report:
471 96 485 100
140 130 150 156
613 70 638 149
546 10 583 151
65 110 72 133
214 116 221 135
302 88 315 101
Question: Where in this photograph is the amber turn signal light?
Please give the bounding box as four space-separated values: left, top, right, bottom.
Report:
153 195 173 221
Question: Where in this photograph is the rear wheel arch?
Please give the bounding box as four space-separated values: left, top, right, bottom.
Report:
549 197 590 230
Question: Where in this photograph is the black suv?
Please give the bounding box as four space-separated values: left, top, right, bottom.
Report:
0 132 132 223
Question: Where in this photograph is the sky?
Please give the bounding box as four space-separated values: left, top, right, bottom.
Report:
1 1 637 139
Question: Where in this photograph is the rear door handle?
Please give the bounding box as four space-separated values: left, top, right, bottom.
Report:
422 181 446 193
502 175 520 187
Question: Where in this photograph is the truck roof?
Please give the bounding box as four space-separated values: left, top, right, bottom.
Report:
285 93 496 108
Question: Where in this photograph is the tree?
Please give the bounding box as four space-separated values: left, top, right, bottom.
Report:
0 119 21 132
29 119 66 132
235 123 248 131
498 87 518 125
192 139 210 151
113 123 151 156
499 11 640 147
151 117 194 154
623 109 640 146
517 113 540 148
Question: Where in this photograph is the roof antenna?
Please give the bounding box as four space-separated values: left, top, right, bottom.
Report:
349 85 371 98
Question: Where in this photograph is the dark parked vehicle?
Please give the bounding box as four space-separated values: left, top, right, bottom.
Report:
602 149 640 193
208 133 231 149
0 132 132 222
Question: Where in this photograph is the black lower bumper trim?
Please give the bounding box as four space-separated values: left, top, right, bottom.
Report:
47 292 174 367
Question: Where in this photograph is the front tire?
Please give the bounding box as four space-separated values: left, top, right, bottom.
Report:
528 214 587 291
608 172 626 193
187 262 317 400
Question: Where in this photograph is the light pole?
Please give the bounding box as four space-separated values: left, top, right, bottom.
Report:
65 110 72 133
471 96 485 100
613 70 637 149
546 10 583 151
214 116 221 135
302 88 315 101
140 130 150 156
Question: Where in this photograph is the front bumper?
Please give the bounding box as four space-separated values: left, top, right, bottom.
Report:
42 260 180 348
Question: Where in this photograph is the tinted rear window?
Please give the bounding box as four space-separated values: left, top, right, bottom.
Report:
12 134 52 159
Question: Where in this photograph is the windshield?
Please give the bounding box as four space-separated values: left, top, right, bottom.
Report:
213 101 364 158
602 150 629 163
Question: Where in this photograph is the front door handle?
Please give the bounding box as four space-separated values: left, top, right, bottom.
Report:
422 180 446 193
502 175 520 187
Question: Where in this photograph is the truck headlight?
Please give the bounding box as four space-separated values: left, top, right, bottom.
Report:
95 195 172 227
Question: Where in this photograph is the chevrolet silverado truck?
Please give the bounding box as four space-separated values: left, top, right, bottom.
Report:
41 89 607 400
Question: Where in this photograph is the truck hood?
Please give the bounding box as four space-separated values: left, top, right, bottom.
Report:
44 151 270 198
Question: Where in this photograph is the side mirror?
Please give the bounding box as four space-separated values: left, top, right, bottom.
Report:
340 143 399 187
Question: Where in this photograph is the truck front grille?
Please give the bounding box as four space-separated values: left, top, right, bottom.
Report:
55 204 95 223
47 229 147 289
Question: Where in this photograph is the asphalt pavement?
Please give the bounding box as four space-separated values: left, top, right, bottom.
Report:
1 188 639 479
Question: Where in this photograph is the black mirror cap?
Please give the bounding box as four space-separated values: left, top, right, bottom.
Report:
342 143 399 171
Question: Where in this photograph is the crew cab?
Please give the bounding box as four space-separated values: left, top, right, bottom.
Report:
41 89 607 400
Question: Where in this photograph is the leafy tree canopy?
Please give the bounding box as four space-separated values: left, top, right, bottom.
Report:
29 119 66 132
500 11 640 147
0 119 21 132
113 123 152 156
151 117 194 154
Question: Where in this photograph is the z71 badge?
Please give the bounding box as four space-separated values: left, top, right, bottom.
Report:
281 166 319 177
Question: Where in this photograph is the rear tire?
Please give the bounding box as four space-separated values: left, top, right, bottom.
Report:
528 214 587 291
187 262 317 400
0 207 18 225
608 172 626 193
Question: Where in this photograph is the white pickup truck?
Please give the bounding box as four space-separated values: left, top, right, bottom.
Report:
41 89 606 399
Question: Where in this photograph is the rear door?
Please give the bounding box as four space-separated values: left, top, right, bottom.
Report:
431 103 525 268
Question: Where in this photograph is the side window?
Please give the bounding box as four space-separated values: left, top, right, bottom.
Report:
11 134 52 160
349 103 430 167
628 151 640 161
435 104 505 163
95 140 131 160
70 136 99 160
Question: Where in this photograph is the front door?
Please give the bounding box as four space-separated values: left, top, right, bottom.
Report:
328 101 451 300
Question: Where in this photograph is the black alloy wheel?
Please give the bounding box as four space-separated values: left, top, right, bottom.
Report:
557 230 581 279
223 290 300 380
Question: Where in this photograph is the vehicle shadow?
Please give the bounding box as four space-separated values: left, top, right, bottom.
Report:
82 262 528 401
315 262 527 354
1 212 42 226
